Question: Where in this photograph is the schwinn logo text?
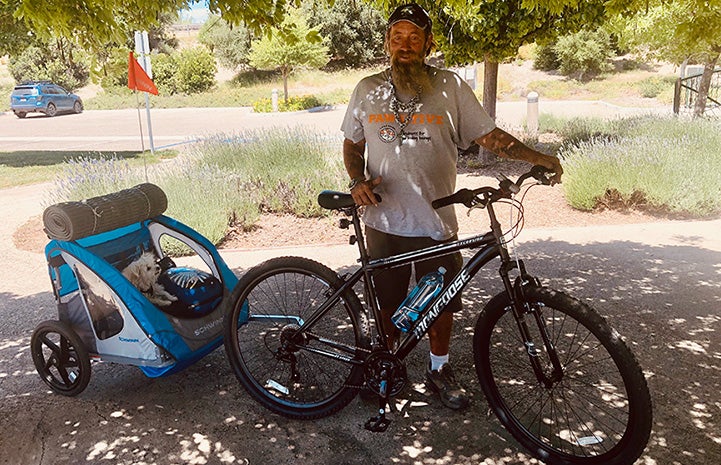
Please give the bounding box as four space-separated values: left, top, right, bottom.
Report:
194 317 223 336
412 269 471 339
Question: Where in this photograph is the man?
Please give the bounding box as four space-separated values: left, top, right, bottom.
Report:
341 3 562 410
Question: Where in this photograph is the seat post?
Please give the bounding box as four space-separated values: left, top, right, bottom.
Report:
349 206 371 265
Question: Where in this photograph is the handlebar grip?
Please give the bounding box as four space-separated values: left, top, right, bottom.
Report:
530 165 554 185
432 188 473 209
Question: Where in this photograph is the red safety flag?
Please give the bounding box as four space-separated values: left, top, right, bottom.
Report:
128 51 158 95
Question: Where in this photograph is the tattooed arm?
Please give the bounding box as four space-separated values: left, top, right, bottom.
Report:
476 128 563 183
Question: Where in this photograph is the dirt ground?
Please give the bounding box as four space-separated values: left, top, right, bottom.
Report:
3 174 721 465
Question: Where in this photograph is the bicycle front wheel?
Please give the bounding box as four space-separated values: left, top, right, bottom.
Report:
224 256 368 420
474 286 652 465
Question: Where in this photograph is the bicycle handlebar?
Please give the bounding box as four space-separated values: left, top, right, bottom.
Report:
431 165 554 210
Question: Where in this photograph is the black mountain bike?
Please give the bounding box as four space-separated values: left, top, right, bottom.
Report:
224 166 652 465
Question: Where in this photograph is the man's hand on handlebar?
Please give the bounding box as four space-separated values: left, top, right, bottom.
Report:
350 176 382 206
533 153 563 185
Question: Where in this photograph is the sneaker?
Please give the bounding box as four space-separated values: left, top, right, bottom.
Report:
425 363 470 410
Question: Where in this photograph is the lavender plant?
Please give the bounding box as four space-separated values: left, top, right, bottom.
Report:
561 116 721 216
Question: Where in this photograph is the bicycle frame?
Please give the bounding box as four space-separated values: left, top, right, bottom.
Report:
227 166 653 462
294 195 532 367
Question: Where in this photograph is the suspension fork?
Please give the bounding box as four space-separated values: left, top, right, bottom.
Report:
489 202 564 387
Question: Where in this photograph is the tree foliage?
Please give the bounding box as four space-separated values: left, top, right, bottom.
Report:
248 11 329 102
555 29 614 81
198 15 254 69
611 0 721 65
609 0 721 116
305 0 386 69
1 0 31 56
8 40 90 90
8 0 306 53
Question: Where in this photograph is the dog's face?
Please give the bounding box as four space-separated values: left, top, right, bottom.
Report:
122 252 161 291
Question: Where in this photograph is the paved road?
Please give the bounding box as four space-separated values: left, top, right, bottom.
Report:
0 101 670 152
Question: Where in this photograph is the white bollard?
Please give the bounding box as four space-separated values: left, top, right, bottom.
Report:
527 91 539 137
271 89 279 112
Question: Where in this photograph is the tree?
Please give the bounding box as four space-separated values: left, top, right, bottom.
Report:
610 0 721 117
421 1 608 120
198 15 253 69
8 39 90 90
8 0 302 53
248 12 329 103
305 0 386 69
1 0 31 56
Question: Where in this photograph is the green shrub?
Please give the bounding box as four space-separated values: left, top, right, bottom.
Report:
174 47 217 94
554 29 614 81
252 95 323 112
636 75 676 98
151 53 180 95
533 41 560 71
98 48 133 90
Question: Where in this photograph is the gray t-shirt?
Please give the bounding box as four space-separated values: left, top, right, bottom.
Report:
341 66 496 240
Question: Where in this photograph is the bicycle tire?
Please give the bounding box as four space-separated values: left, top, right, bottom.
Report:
474 286 652 465
224 256 369 420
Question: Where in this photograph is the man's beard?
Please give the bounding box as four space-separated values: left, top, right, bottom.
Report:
390 52 431 95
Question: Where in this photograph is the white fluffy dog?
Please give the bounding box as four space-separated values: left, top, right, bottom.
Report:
122 252 178 307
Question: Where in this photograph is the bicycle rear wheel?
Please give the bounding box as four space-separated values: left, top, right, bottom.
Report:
224 256 368 419
474 286 652 465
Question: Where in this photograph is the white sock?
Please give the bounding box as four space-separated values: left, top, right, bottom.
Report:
430 352 449 371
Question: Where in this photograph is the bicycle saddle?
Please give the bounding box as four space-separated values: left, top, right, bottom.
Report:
318 190 381 210
318 190 355 210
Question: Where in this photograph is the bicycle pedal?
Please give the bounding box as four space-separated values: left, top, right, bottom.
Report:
364 414 391 432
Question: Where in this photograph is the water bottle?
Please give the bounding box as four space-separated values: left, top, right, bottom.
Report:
391 267 446 332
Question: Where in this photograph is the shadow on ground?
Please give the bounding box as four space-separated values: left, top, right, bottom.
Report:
1 238 719 464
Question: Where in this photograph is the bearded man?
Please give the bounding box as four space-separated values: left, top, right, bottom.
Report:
341 3 562 410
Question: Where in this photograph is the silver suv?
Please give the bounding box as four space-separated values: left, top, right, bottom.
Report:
10 81 83 118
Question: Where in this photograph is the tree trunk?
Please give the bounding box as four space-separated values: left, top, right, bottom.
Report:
478 57 499 165
282 66 290 103
483 57 498 120
693 54 719 118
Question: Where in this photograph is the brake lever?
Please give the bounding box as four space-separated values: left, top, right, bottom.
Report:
497 173 521 195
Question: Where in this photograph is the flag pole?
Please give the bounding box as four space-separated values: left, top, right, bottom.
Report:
134 90 148 181
144 92 156 157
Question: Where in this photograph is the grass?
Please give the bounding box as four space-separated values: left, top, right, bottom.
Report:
85 66 378 110
6 117 720 253
0 151 175 189
526 68 677 104
80 61 677 112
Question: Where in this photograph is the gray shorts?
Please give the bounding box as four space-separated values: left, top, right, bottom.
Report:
365 226 463 313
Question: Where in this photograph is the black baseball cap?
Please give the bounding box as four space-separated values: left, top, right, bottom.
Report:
387 4 432 33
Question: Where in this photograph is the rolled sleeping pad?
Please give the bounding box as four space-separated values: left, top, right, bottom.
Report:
43 183 167 241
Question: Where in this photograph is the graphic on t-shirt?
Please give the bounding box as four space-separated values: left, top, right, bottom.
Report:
378 125 397 143
373 112 443 144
